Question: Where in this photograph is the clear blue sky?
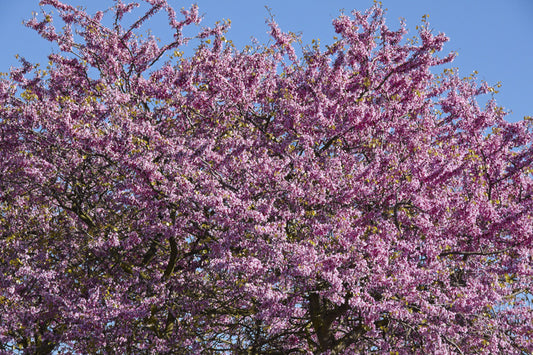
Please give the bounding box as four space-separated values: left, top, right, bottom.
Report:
1 0 532 122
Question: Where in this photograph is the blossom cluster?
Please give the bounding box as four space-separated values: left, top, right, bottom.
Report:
0 0 531 353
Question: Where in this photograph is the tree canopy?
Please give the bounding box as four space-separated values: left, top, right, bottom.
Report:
1 0 532 353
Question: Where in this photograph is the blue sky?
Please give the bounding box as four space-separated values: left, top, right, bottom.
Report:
1 0 532 122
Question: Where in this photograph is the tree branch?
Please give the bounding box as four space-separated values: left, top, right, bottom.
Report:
439 247 511 258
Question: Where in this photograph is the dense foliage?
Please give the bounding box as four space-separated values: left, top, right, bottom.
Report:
1 0 532 353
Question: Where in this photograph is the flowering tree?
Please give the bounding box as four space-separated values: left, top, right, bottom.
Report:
1 0 532 353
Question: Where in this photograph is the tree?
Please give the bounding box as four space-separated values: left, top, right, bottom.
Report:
1 0 532 353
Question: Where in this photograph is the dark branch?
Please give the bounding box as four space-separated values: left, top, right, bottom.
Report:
439 247 511 258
